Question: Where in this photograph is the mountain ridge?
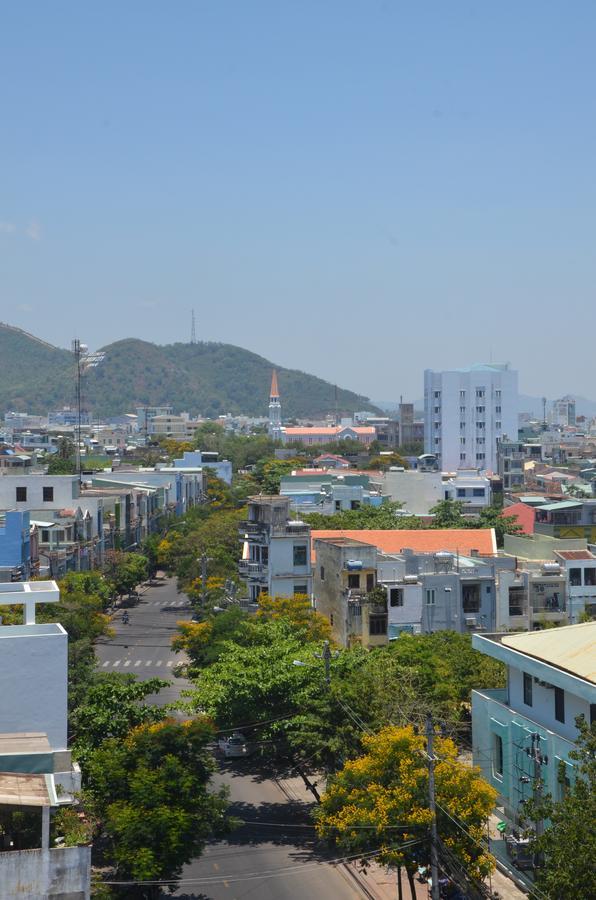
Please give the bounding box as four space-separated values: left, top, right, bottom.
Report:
0 323 380 419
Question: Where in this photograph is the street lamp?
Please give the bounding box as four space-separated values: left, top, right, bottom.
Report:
293 639 339 687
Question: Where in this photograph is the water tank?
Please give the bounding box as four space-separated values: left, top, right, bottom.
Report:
346 560 363 571
403 574 419 584
541 562 562 575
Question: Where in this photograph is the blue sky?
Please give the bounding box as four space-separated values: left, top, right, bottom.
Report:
2 1 595 402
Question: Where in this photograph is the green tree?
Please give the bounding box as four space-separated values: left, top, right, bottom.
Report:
477 504 522 548
106 552 149 598
315 725 496 899
429 498 467 527
86 718 230 896
70 673 168 760
525 717 596 900
304 501 421 530
252 457 306 493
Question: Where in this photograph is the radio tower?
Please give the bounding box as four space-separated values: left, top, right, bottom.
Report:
191 309 197 345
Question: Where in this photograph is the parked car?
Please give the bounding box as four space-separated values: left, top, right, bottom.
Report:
217 733 256 759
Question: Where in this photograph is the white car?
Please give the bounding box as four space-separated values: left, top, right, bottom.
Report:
217 733 255 759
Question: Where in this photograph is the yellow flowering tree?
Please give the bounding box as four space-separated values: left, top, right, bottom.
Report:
256 593 332 642
315 725 496 899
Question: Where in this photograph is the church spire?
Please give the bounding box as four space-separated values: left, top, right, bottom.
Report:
268 369 282 439
270 368 279 399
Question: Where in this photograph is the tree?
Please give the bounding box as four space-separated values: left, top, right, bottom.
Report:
429 498 467 527
365 452 409 471
86 718 230 896
525 717 596 900
304 501 422 530
46 455 77 474
70 673 168 760
477 505 522 548
252 457 306 493
256 593 331 642
106 552 149 598
315 725 496 898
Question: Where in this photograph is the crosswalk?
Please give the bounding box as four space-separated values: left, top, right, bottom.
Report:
140 599 189 608
101 659 175 668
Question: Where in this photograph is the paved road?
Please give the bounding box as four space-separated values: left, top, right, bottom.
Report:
95 578 365 899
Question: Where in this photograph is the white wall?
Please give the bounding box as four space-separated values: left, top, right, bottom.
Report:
381 471 444 515
0 475 79 510
424 366 518 472
508 665 590 743
0 623 68 750
269 535 312 596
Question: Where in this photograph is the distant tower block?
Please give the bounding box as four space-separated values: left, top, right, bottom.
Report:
268 370 283 440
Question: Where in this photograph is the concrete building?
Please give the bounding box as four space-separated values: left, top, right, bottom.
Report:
497 437 543 492
171 450 233 485
471 624 596 824
424 364 518 472
554 549 596 623
550 396 576 427
0 580 90 898
279 471 385 515
238 496 312 602
282 424 377 447
0 510 32 581
313 530 501 646
376 468 491 516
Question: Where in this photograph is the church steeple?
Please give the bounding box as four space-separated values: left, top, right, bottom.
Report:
268 369 282 439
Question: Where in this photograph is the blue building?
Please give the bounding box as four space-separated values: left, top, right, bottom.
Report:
0 510 32 580
472 624 596 823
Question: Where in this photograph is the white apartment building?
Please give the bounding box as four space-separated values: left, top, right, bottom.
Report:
238 496 312 602
424 364 518 472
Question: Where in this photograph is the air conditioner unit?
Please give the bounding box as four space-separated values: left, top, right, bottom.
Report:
465 616 478 627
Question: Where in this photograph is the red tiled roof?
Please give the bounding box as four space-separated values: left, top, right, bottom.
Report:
555 550 596 560
284 426 376 436
505 502 536 535
311 528 496 561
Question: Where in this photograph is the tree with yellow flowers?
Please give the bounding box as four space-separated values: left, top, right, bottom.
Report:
315 725 496 900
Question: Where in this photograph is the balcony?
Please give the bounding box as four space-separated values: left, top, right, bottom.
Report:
238 560 268 578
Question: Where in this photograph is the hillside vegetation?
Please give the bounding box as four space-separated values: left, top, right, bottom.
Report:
0 323 379 418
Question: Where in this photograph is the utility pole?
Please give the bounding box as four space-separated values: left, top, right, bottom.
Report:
198 553 211 608
314 639 338 689
426 714 440 900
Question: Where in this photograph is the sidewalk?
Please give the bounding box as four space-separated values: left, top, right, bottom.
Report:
276 771 528 900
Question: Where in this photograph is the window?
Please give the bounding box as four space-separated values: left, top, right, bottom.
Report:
476 421 485 429
460 437 466 445
351 500 361 510
43 486 54 502
460 390 466 399
460 453 466 462
476 437 485 445
294 584 308 596
476 453 485 461
494 734 503 777
476 389 485 398
369 614 387 636
348 573 360 589
495 405 501 414
41 529 50 543
496 421 501 430
591 704 596 727
293 545 307 567
460 406 466 415
523 672 533 707
473 488 485 497
366 573 375 591
569 568 582 587
476 406 485 413
320 566 325 581
434 406 440 414
16 486 27 502
495 390 501 400
426 589 436 605
585 568 596 586
435 438 440 445
389 588 403 607
335 500 341 511
555 687 565 723
434 391 441 399
457 488 466 497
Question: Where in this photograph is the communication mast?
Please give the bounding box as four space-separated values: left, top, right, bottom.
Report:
191 309 196 344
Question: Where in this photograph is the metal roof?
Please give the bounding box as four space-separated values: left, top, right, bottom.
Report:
536 500 582 512
501 622 596 684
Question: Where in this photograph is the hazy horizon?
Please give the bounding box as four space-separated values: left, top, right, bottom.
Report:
2 2 595 400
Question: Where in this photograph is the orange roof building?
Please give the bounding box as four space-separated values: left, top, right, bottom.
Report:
311 527 496 561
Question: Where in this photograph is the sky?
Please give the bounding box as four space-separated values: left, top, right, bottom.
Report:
2 1 595 403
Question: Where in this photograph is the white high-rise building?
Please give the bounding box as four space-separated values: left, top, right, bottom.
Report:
424 364 518 472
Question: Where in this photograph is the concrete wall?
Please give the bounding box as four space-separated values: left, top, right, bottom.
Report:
0 623 68 750
0 510 30 572
0 476 79 510
381 470 444 515
0 845 91 900
504 533 588 560
269 534 312 597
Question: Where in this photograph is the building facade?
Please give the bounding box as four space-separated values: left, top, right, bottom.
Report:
472 624 595 823
424 365 518 472
238 496 312 602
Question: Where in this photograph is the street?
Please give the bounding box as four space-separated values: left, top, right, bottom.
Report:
95 578 366 899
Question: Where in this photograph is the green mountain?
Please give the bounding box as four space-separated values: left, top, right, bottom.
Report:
0 323 380 419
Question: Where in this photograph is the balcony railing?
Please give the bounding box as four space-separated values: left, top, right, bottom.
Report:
238 560 268 577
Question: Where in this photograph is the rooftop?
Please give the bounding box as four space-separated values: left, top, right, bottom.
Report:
311 528 496 560
555 550 596 560
501 622 596 684
0 772 51 807
0 733 51 756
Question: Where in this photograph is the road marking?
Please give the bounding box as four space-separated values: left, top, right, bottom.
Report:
155 660 162 667
166 660 174 667
124 660 131 667
102 661 110 667
134 660 142 667
113 660 121 667
145 660 152 666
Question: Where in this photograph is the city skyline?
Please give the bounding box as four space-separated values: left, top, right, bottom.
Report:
2 2 596 399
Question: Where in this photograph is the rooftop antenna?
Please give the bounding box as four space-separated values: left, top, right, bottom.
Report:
72 338 88 484
542 397 547 430
191 309 196 345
